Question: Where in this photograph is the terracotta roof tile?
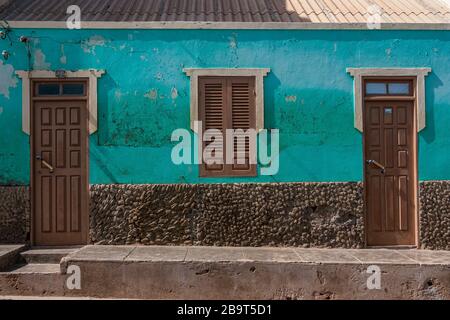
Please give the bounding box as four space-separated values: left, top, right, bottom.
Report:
0 0 450 24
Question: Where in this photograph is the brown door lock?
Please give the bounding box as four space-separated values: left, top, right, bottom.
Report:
366 159 385 174
36 154 54 173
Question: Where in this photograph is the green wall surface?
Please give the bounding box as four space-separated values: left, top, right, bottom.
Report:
0 29 449 185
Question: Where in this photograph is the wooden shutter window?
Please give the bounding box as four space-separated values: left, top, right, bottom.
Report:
199 76 256 177
230 77 256 173
199 78 226 174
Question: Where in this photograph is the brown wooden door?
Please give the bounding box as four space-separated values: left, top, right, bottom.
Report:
364 100 417 246
33 98 88 245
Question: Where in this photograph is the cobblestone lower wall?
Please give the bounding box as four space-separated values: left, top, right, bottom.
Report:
1 182 448 249
90 183 365 248
0 186 29 243
419 181 450 250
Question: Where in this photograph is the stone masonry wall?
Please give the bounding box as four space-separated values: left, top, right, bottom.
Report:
419 181 450 250
90 183 365 248
0 186 30 243
1 182 448 249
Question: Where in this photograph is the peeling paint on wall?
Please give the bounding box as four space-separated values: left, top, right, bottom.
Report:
0 29 449 185
229 33 238 49
285 95 297 103
171 87 178 100
114 89 123 101
228 32 239 67
59 44 67 64
33 49 51 69
0 61 17 98
145 89 158 100
81 35 107 54
385 48 392 57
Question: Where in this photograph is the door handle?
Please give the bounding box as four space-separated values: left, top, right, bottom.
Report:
366 159 385 174
36 154 54 173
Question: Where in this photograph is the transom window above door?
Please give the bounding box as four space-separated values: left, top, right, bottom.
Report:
365 80 413 96
347 67 431 132
34 82 86 97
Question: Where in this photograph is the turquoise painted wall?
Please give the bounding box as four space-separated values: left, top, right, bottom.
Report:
0 29 449 185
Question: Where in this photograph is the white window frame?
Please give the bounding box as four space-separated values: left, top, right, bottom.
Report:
183 68 270 133
347 68 431 132
16 69 105 135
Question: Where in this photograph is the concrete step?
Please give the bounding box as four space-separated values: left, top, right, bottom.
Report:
0 245 27 271
9 263 61 274
0 263 65 297
20 248 79 264
0 247 81 297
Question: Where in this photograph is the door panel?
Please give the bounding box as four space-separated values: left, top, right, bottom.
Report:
33 99 88 245
364 100 416 246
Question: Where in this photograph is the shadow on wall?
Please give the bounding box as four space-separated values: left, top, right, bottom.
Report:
97 73 118 146
421 71 443 144
264 72 281 131
89 142 119 184
90 74 120 184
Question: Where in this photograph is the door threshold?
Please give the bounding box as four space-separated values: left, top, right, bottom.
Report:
30 245 85 249
365 245 417 250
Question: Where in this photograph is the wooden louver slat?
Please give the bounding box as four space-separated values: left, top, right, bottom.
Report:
201 79 225 173
231 80 252 171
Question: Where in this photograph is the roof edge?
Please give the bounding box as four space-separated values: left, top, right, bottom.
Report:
5 21 450 30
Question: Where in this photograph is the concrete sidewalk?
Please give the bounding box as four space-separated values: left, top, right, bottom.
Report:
63 245 450 265
59 246 450 299
1 245 450 299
